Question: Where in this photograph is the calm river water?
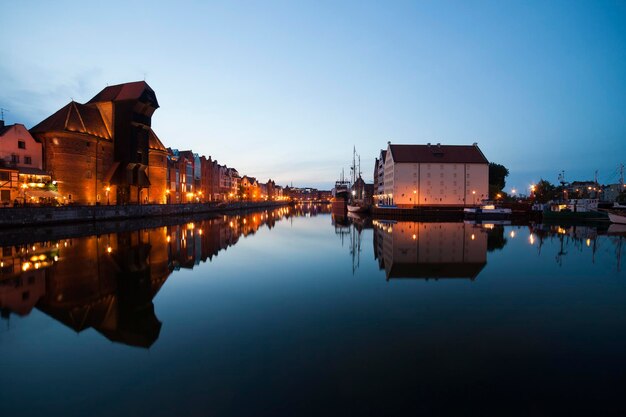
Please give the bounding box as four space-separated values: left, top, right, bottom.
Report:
1 205 625 416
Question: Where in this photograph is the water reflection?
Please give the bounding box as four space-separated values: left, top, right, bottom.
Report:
0 204 330 347
529 222 626 270
372 220 490 280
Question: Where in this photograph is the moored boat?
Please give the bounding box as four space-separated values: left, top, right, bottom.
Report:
464 204 512 219
608 211 626 225
542 199 608 222
347 202 369 213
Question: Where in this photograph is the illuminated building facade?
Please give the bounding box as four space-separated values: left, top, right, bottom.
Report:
382 143 489 207
0 122 54 205
31 81 167 205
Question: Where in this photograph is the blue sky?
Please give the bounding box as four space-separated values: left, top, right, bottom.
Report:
1 0 625 191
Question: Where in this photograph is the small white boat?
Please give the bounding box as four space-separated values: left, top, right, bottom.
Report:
608 211 626 225
463 204 512 216
347 203 369 213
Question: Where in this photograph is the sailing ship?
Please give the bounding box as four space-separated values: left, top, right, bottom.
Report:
346 147 372 213
331 168 350 215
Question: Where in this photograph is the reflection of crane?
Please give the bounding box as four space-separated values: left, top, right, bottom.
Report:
555 233 568 267
611 235 624 272
349 223 362 275
332 214 350 246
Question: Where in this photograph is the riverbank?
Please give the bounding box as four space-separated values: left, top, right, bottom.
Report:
371 204 541 221
0 201 290 228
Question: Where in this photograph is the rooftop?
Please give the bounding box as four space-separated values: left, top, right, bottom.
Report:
388 144 488 164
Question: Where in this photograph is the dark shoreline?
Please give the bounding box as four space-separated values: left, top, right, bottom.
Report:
0 201 289 228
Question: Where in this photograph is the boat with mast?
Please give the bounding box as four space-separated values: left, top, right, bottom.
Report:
331 168 350 215
347 147 371 213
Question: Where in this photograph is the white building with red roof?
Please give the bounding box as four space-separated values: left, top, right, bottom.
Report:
382 142 489 207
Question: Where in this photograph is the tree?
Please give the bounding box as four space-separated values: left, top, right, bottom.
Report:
489 162 509 198
533 179 558 203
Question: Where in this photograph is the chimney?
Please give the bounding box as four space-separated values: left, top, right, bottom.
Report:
387 141 391 145
427 142 431 146
473 142 478 147
0 120 4 129
437 142 441 147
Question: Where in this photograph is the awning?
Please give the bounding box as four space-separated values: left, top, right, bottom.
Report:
26 189 62 198
18 167 51 177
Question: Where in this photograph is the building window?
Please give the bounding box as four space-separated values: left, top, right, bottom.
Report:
24 156 32 165
11 155 19 164
18 141 26 149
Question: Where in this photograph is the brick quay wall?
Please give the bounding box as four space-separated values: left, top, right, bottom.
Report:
0 202 290 229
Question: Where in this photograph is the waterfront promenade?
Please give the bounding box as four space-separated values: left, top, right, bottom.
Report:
0 201 289 228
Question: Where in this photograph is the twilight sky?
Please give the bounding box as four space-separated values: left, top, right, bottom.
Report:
1 0 625 192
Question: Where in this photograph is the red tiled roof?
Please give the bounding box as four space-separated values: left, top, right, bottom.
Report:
388 144 488 164
30 102 111 140
87 81 159 108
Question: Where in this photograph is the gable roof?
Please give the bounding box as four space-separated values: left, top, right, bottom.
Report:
30 101 111 140
87 81 159 108
388 144 488 164
148 129 167 152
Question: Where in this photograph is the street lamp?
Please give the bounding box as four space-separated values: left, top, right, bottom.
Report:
105 186 111 205
21 183 28 205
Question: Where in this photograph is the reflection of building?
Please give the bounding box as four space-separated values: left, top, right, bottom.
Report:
0 205 323 346
380 143 489 207
35 231 169 348
373 221 487 280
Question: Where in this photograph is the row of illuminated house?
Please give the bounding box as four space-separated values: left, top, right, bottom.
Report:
0 81 290 206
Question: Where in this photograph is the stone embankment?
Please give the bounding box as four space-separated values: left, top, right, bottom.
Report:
0 202 289 228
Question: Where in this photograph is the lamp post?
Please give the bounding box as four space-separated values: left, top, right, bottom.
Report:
105 186 111 205
21 183 28 206
472 190 476 205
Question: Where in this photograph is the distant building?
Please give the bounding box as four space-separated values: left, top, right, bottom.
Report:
31 81 167 205
0 122 52 205
381 143 489 207
566 181 600 199
240 175 259 200
373 149 386 201
603 183 626 202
